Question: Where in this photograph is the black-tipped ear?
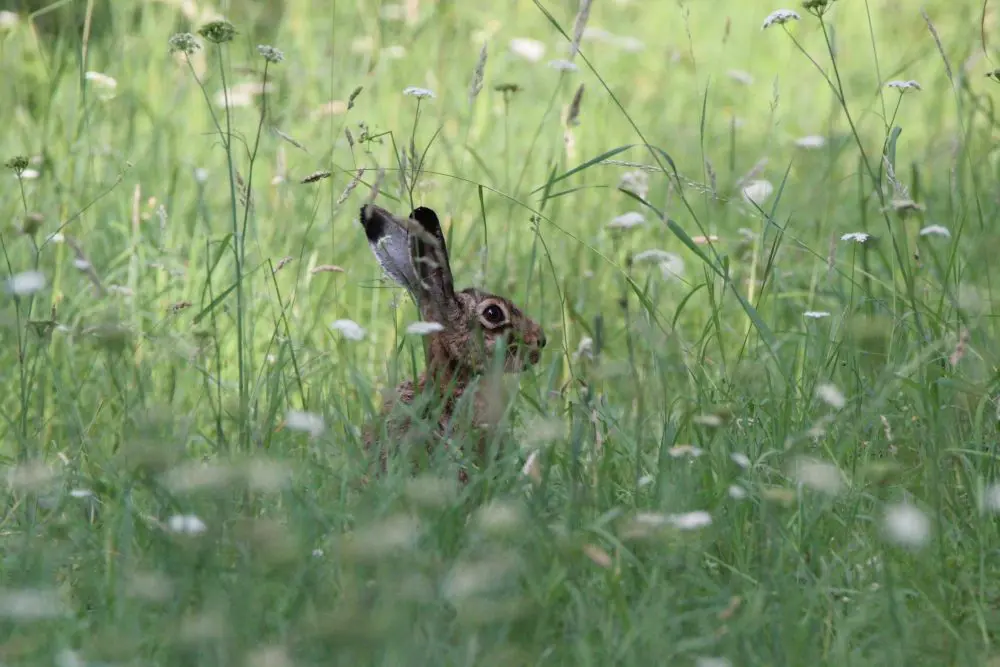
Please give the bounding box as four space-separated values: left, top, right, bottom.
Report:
359 204 389 244
410 206 442 237
409 206 450 270
359 204 420 294
407 205 456 307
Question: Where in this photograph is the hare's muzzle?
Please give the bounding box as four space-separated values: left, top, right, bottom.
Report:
522 328 546 366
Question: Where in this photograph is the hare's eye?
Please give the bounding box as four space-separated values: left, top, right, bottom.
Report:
481 303 507 326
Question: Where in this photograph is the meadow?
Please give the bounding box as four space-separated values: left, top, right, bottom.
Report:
2 0 1000 664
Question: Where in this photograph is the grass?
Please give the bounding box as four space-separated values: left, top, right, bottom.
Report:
2 0 1000 664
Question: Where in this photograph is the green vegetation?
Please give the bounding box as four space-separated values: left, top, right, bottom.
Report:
2 0 1000 664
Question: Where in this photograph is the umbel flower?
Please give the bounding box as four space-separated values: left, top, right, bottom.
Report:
168 32 201 54
198 20 236 44
257 45 284 64
802 0 837 17
761 9 800 30
5 155 28 176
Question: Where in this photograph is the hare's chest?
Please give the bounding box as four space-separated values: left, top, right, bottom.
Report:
440 374 520 432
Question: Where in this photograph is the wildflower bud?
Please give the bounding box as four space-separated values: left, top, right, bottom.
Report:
494 82 521 103
20 212 43 236
5 155 28 175
197 20 236 44
802 0 835 16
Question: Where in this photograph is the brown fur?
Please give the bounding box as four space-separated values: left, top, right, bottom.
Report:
358 204 546 484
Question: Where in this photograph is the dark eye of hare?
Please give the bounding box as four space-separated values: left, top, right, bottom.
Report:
481 303 507 327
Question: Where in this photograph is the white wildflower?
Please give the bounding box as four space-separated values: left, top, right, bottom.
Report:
405 321 444 335
509 37 545 62
330 319 366 340
474 500 525 536
6 270 46 296
5 461 57 491
84 71 118 100
761 9 801 29
919 224 950 238
727 69 754 86
0 11 19 30
0 589 67 620
126 571 173 602
728 485 748 500
613 35 645 52
669 511 712 530
887 79 922 92
403 86 435 99
618 170 649 199
889 198 925 213
881 502 931 549
194 168 209 183
108 284 134 297
244 459 291 492
658 253 685 281
696 658 733 667
982 484 1000 513
45 232 65 244
345 515 422 558
841 232 870 243
804 311 831 319
816 382 846 410
582 26 614 42
790 456 844 496
56 649 85 667
69 488 94 499
442 553 522 600
795 135 826 149
742 179 774 206
161 461 236 494
285 410 325 437
72 258 91 271
608 211 645 230
166 514 207 535
213 88 253 108
379 3 405 20
693 414 722 428
633 249 673 263
668 445 704 459
17 168 39 180
351 36 374 54
381 45 407 59
548 59 579 72
730 452 751 469
573 336 594 360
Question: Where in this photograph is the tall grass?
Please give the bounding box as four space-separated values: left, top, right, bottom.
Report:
1 0 999 664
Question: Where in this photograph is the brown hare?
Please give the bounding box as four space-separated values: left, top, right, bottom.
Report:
358 203 546 483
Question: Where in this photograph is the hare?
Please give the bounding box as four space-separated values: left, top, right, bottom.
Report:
358 203 546 483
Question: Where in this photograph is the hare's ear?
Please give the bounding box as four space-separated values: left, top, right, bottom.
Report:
408 206 457 309
359 204 420 295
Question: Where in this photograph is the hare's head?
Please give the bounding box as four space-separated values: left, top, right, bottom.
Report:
360 204 546 375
